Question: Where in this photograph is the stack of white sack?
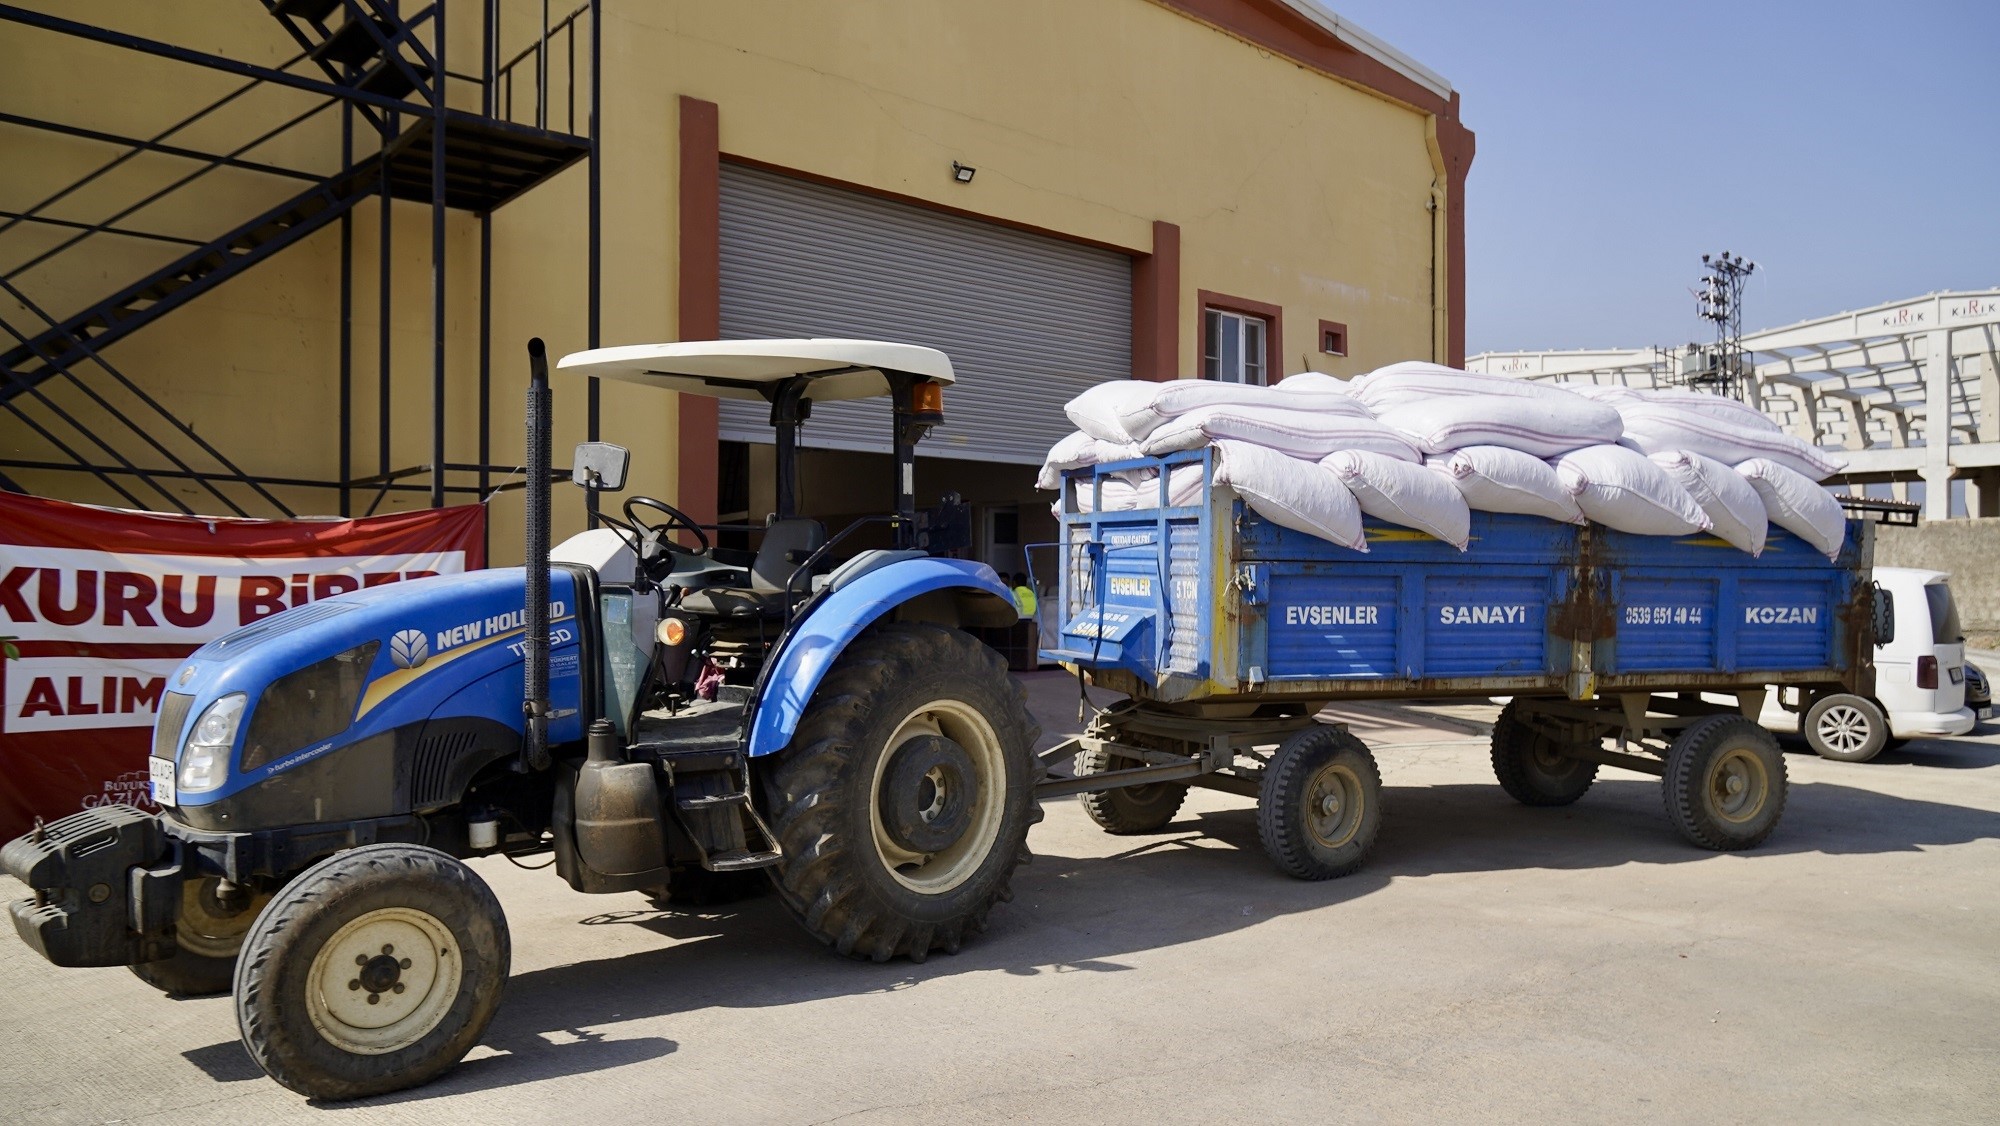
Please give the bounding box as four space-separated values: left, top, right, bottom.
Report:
1611 399 1846 482
1649 449 1768 555
1552 445 1711 536
1035 429 1142 490
1426 446 1585 524
1140 405 1420 462
1323 449 1470 549
1736 458 1847 559
1064 377 1366 443
1071 463 1205 515
1212 441 1366 551
1347 360 1624 459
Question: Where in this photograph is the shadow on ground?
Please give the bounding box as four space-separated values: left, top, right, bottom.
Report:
182 767 2000 1101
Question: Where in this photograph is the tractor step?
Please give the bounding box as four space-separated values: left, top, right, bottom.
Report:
676 792 748 812
706 849 782 873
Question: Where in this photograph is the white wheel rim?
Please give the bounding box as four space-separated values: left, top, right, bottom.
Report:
869 700 1006 895
1817 704 1872 754
305 907 461 1056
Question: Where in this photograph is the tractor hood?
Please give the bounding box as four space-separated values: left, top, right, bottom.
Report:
158 568 588 827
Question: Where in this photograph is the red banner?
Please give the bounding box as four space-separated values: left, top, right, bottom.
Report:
0 493 485 840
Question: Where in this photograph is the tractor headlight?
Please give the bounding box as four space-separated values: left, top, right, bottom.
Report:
179 693 246 793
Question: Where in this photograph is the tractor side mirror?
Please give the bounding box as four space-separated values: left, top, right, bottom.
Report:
1872 583 1894 646
572 442 630 491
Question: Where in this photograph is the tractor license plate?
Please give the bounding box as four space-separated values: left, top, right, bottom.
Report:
1979 707 1993 722
149 757 176 807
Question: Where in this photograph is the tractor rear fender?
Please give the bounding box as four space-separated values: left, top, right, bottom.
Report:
745 557 1019 757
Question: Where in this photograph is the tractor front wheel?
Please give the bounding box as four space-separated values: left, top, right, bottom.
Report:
766 623 1041 963
233 844 509 1100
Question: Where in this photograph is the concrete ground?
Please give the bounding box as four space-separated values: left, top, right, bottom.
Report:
4 672 1998 1124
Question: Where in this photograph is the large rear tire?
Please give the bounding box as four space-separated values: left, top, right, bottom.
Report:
1801 693 1888 762
765 623 1040 963
1075 745 1190 834
1663 715 1787 851
129 877 272 997
1256 725 1382 880
234 844 509 1100
1489 700 1601 807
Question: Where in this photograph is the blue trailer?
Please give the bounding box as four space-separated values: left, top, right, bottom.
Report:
1039 449 1885 878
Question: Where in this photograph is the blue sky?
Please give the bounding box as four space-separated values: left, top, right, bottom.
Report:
1329 0 2000 355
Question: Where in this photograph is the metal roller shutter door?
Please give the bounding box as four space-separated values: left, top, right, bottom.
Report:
717 163 1131 464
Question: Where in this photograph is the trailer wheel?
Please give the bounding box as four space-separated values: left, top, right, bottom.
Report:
1257 726 1382 880
766 623 1040 962
1489 700 1600 807
1074 745 1190 834
1663 715 1787 851
130 877 272 997
234 844 509 1100
1801 693 1889 762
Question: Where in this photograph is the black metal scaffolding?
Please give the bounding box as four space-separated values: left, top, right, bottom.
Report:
0 0 599 518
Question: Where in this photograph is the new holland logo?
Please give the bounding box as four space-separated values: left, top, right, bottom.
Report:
389 629 430 670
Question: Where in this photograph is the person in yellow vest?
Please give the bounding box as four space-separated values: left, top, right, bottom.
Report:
1010 572 1037 618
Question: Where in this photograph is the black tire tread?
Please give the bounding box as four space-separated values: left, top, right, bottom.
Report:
765 623 1040 963
1256 726 1382 881
131 947 236 998
1662 715 1788 852
234 843 509 1100
1075 745 1190 834
1489 699 1601 807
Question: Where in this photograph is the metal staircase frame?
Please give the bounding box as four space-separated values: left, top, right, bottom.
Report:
0 1 603 527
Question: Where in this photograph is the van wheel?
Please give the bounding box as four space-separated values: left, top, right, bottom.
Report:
1801 693 1888 762
235 845 509 1100
766 623 1041 963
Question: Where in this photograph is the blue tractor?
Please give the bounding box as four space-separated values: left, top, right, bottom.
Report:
3 338 1038 1098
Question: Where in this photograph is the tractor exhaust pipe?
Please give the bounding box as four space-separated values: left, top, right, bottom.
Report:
522 338 552 771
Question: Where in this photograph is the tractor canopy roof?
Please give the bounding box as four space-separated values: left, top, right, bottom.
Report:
555 338 954 403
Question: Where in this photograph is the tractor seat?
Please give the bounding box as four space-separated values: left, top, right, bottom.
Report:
678 518 826 619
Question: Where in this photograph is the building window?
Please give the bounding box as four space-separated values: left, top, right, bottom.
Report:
1198 292 1282 385
1319 319 1348 357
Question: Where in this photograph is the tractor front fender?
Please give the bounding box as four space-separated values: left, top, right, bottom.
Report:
746 558 1019 757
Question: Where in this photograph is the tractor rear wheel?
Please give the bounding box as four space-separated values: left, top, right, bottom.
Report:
234 844 509 1100
765 623 1040 962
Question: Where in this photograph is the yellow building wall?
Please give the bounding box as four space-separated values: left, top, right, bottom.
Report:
1 0 1449 564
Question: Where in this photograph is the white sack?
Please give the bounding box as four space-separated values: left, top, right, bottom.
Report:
1616 402 1845 481
1323 449 1470 549
1350 360 1586 413
1068 464 1206 514
1553 444 1711 536
1736 458 1847 559
1427 445 1585 524
1064 380 1159 442
1570 384 1778 431
1649 449 1768 555
1275 371 1352 395
1114 378 1368 440
1211 440 1366 551
1140 405 1422 463
1377 393 1624 459
1036 430 1141 490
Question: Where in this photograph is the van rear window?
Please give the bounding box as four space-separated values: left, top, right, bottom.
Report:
1924 583 1963 644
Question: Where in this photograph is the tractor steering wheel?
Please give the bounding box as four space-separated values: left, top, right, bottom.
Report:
622 495 711 556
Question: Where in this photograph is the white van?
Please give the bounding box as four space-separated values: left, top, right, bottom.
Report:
1762 566 1976 761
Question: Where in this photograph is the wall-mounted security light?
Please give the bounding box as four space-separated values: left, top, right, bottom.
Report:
951 161 976 184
